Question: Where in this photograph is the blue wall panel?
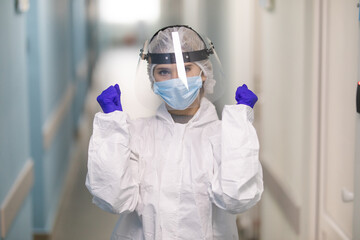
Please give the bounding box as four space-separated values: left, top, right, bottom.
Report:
72 0 89 127
1 0 93 237
42 113 73 231
26 0 47 231
27 0 92 235
0 0 30 202
0 0 32 239
38 0 72 122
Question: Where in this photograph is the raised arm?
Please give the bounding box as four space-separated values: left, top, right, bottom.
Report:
85 85 140 214
209 85 263 214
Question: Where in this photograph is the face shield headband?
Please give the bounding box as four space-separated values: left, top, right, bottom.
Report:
139 25 215 64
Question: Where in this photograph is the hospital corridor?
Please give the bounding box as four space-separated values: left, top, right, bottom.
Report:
1 0 360 240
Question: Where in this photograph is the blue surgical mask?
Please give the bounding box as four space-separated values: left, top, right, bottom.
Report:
153 75 203 110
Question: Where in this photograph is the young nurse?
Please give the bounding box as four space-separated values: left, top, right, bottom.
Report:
86 25 263 240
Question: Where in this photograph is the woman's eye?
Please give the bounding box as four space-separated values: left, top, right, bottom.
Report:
185 67 191 72
158 70 170 76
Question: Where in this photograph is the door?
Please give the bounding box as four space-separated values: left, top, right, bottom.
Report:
317 0 359 239
353 2 360 239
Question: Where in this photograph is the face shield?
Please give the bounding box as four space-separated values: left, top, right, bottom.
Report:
136 25 224 111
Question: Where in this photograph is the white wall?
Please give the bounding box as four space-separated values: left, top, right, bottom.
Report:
254 0 318 239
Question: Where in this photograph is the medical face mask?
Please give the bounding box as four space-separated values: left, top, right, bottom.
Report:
153 75 203 110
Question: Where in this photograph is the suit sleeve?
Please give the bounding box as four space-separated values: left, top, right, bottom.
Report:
85 111 140 214
208 104 263 214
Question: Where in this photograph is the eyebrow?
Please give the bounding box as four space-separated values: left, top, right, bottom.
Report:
155 63 194 71
155 67 171 71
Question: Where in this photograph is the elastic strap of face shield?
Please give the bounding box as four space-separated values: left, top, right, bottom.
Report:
139 25 215 64
145 49 211 64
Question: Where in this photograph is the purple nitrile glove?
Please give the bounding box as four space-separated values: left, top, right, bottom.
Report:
235 84 258 108
97 84 123 113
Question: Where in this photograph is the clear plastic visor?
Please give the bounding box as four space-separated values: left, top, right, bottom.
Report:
136 32 224 112
153 63 204 82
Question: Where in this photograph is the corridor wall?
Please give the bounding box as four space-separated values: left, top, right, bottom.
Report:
0 1 33 240
253 1 312 239
27 0 96 237
0 0 98 239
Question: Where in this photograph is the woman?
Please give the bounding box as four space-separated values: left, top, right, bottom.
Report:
86 25 263 240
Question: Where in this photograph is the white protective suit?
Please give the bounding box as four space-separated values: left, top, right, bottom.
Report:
86 97 263 240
